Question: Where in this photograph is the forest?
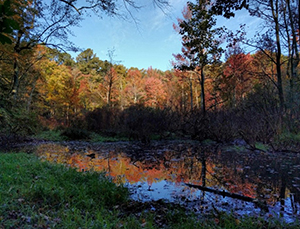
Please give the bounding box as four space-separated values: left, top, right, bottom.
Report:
0 0 299 152
1 0 300 227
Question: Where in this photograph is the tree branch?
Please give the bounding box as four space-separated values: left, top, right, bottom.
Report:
59 0 81 14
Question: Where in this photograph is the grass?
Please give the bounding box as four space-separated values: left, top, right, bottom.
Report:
34 129 128 142
254 142 270 152
34 130 67 141
89 132 128 142
33 130 128 142
33 129 177 143
0 153 130 228
274 132 300 148
1 153 299 228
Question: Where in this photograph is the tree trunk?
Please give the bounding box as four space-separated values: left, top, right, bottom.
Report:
189 72 193 111
195 83 199 108
107 68 113 107
11 57 19 99
298 0 300 39
201 156 206 186
181 84 185 111
198 66 206 116
271 0 285 114
286 0 299 105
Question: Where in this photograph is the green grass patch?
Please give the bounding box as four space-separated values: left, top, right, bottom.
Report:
224 144 247 153
89 132 128 142
34 130 128 142
0 153 299 228
34 130 67 141
254 142 270 152
201 139 218 146
0 153 129 228
276 132 300 144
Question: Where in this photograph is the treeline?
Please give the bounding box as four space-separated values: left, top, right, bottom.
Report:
0 0 299 151
0 43 300 149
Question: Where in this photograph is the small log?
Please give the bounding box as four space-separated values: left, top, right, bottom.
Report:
185 183 269 211
185 183 254 202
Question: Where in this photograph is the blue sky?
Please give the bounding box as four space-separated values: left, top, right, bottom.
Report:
68 0 259 71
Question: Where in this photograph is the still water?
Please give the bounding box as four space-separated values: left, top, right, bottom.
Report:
34 141 300 222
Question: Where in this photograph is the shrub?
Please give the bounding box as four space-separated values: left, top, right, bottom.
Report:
120 105 172 141
60 127 91 140
85 107 120 133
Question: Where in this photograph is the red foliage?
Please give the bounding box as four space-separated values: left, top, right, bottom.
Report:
221 53 254 104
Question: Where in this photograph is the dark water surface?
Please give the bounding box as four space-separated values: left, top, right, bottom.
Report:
32 141 300 222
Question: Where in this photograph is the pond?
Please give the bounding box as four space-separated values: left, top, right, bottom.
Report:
32 141 300 222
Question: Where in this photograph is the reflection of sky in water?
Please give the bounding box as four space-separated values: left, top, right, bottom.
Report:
127 180 200 202
125 179 297 222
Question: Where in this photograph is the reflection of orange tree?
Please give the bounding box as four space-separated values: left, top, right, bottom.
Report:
68 153 93 172
145 168 166 186
210 152 298 205
37 146 203 187
37 145 219 190
72 152 146 184
163 155 215 186
37 145 255 198
36 144 70 164
106 156 143 184
212 165 259 199
36 144 300 207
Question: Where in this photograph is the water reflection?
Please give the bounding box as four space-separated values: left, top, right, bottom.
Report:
35 142 300 221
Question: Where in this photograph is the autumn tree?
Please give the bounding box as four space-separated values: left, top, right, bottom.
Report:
163 70 183 110
6 0 77 99
222 46 254 107
173 5 197 111
36 56 81 127
171 69 193 111
2 0 169 99
225 0 299 115
75 49 109 109
174 1 223 115
124 68 145 106
101 49 121 107
144 68 167 108
113 64 127 108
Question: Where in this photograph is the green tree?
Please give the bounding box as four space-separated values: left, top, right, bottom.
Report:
76 48 103 75
175 1 223 115
76 49 106 109
212 0 249 18
0 0 19 44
